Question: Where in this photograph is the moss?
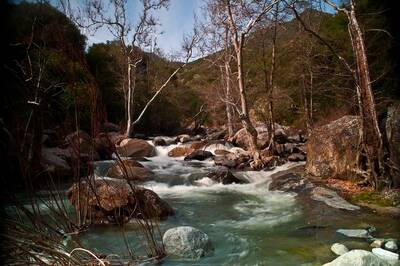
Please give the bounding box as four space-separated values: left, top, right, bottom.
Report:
351 192 393 207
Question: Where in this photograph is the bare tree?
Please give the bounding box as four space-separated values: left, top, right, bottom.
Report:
218 0 280 168
82 0 168 136
286 0 388 188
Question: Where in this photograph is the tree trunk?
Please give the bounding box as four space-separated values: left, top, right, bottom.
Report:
224 60 234 138
347 1 385 188
236 44 262 167
125 59 133 137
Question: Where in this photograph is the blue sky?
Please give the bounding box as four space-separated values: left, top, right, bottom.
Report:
85 0 203 55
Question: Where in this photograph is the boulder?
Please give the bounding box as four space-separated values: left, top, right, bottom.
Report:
336 229 370 238
184 150 214 161
101 122 120 132
94 133 115 160
190 141 207 150
163 226 213 259
214 152 250 169
153 136 167 146
386 103 400 187
66 130 100 161
168 146 195 157
384 241 399 252
116 138 154 158
206 128 227 140
269 172 313 193
232 125 270 150
177 134 191 143
106 159 153 182
41 147 71 177
371 239 384 248
206 167 246 184
331 243 349 256
306 116 360 178
67 179 174 223
322 250 391 266
311 187 360 211
372 248 399 265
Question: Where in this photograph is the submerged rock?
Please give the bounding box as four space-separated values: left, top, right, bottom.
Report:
116 138 154 157
163 226 213 259
322 249 391 266
206 167 246 184
184 150 214 161
311 187 360 211
336 229 370 239
306 116 360 178
331 243 349 256
67 179 174 224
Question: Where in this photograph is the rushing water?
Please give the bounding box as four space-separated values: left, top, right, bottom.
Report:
14 141 400 265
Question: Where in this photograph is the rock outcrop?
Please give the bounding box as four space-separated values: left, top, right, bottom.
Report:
306 116 360 178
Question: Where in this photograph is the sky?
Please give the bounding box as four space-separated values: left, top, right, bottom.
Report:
84 0 203 56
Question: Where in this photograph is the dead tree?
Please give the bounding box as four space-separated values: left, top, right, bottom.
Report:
221 0 280 168
83 0 168 137
287 0 387 188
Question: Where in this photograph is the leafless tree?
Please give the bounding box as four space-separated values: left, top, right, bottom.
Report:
210 0 280 169
286 0 388 188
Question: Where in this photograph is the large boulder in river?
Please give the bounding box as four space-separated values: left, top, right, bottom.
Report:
168 146 195 157
67 179 174 223
106 159 153 182
322 249 391 266
116 138 154 158
386 103 400 187
184 150 214 161
306 116 360 178
163 226 213 259
94 133 115 160
66 130 100 161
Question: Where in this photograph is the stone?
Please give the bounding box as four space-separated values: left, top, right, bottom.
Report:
106 159 153 182
384 241 399 252
372 248 399 265
371 240 384 248
322 249 391 266
331 243 349 256
68 179 174 223
184 150 214 161
163 226 213 259
153 137 167 146
177 134 191 143
311 187 361 211
288 153 306 162
269 172 313 193
116 138 154 158
66 130 100 161
94 133 114 160
41 147 71 177
306 116 360 178
206 167 246 184
336 229 370 238
232 125 271 150
168 146 195 157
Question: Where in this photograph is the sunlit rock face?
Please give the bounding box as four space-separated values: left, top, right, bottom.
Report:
306 116 360 179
